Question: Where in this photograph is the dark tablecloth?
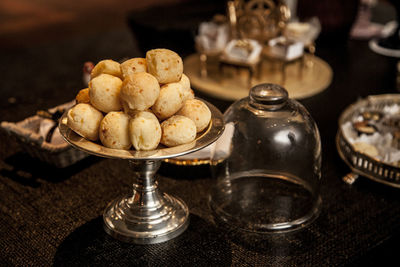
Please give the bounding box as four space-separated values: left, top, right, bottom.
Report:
1 14 400 267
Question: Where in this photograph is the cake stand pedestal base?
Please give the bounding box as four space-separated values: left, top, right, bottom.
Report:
103 160 189 244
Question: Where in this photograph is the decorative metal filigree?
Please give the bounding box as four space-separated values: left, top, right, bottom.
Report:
228 0 290 44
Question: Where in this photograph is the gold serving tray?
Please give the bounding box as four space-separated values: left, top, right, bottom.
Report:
184 53 333 101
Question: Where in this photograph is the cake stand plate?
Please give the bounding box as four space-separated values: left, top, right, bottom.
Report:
59 100 224 244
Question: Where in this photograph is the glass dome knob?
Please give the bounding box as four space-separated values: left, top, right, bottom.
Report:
249 83 288 110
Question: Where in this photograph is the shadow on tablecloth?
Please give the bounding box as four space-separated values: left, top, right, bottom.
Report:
0 152 100 187
53 214 232 266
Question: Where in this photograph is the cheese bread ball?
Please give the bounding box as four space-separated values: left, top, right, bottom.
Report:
99 112 131 150
152 83 184 120
120 72 160 114
178 74 195 101
129 111 161 151
146 49 183 84
178 73 190 91
160 115 196 147
120 58 147 79
177 99 211 132
89 74 123 113
67 103 103 141
182 88 195 102
76 88 90 104
91 59 122 79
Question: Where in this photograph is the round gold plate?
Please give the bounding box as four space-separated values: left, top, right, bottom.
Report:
184 53 333 101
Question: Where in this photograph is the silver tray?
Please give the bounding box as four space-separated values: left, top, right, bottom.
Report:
337 94 400 188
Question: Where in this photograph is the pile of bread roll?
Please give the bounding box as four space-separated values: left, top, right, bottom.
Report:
67 48 211 151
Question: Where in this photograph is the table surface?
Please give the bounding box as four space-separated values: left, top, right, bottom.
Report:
1 6 400 267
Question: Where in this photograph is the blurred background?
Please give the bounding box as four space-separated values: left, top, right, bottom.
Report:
0 0 395 48
0 0 183 47
0 0 397 122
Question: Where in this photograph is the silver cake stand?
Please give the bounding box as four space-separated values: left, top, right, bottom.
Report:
59 100 224 244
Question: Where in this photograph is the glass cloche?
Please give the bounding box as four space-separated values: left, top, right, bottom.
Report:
209 83 322 233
